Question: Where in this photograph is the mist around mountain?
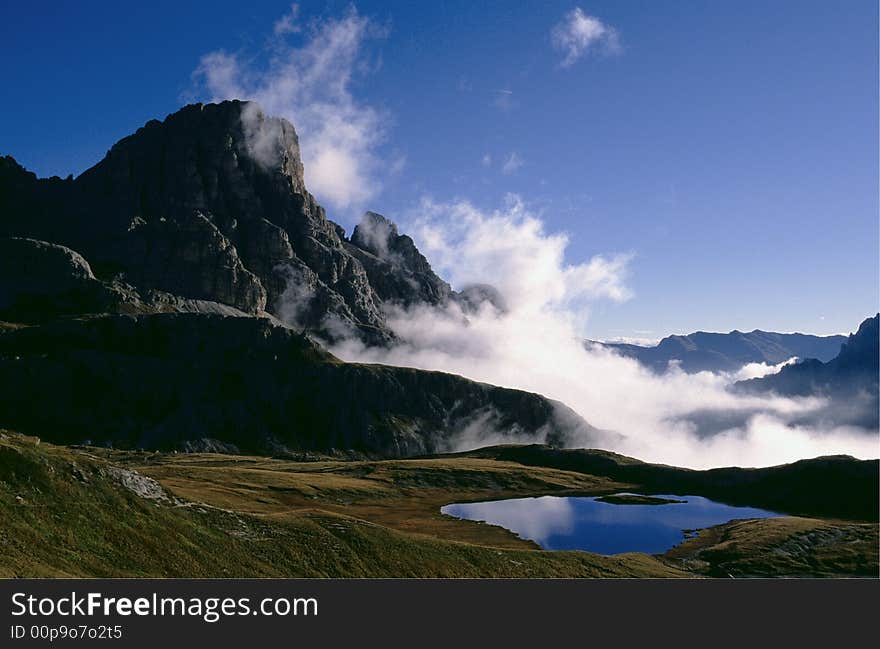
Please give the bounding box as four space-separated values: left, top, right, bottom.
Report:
0 100 876 581
591 329 847 375
1 101 876 468
589 317 878 434
0 101 596 456
0 101 495 345
0 312 599 457
736 315 879 430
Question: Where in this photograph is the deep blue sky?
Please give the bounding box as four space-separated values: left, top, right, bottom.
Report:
1 1 877 339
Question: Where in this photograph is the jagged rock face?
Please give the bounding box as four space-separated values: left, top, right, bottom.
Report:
0 101 392 343
346 211 452 306
0 102 598 460
123 211 267 313
834 314 879 372
0 101 506 343
0 313 595 457
456 284 508 314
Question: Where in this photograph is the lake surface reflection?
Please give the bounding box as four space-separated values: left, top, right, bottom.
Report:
441 494 783 555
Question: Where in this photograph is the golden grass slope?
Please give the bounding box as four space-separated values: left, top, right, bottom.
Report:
1 431 876 578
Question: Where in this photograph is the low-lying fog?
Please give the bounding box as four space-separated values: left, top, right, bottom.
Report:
326 196 878 469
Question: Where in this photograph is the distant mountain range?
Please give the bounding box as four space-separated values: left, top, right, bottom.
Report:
591 329 847 374
736 314 879 430
592 318 878 431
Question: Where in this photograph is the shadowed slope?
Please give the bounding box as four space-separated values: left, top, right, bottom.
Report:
0 314 600 457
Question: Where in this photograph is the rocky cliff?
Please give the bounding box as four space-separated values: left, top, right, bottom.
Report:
0 100 594 457
0 101 487 344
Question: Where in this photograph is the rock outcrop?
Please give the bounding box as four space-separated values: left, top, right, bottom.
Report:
345 211 453 307
0 237 120 319
455 284 508 314
0 236 253 322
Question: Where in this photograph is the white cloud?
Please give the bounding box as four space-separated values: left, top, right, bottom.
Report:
329 195 878 469
501 152 524 175
481 153 492 168
192 7 388 213
732 357 799 382
551 7 620 67
601 335 661 347
408 195 632 312
273 4 301 36
194 51 245 99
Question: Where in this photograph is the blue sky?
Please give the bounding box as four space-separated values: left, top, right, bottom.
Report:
1 1 877 340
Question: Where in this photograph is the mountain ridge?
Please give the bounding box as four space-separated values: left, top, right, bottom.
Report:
735 314 879 429
592 328 847 374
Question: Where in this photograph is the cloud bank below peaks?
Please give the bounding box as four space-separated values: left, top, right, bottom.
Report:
329 196 879 469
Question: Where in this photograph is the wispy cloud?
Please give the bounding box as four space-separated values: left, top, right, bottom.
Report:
389 152 407 175
481 153 492 168
491 88 515 112
551 7 620 67
501 152 524 175
191 6 388 213
273 3 301 36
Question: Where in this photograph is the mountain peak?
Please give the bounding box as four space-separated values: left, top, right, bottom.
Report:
100 100 307 194
346 210 452 306
0 102 465 344
835 313 879 369
351 211 399 257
